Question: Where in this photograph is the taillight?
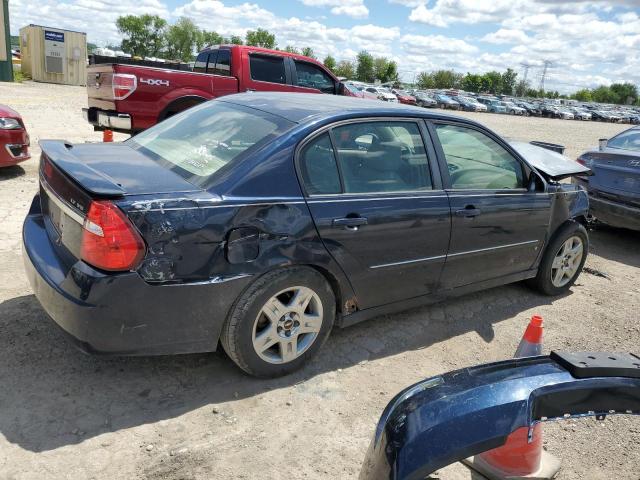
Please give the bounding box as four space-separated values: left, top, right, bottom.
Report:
81 200 145 271
112 73 137 100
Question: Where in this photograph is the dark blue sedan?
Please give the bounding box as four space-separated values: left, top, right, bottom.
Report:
574 126 640 231
23 93 591 377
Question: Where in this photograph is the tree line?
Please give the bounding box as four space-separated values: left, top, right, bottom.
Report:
112 15 638 105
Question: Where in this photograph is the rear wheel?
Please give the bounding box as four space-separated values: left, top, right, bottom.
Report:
528 222 588 296
220 267 335 377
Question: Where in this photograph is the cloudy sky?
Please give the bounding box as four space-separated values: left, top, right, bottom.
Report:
9 0 640 92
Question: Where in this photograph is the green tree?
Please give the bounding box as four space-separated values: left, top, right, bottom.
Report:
416 72 435 89
572 89 592 102
431 70 458 89
323 55 336 72
482 71 503 94
116 14 167 57
383 61 399 83
500 68 518 95
245 28 276 48
198 30 223 51
284 45 299 54
609 83 638 105
356 51 375 83
461 73 483 93
224 35 243 45
591 85 615 103
165 17 201 61
301 47 316 59
334 60 356 79
514 79 529 97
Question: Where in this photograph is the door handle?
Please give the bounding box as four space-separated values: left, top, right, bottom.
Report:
455 207 482 218
332 217 368 228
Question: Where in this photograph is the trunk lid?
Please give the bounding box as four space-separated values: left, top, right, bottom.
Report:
584 149 640 197
39 140 202 197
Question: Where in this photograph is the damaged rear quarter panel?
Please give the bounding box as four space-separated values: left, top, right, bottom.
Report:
547 183 589 235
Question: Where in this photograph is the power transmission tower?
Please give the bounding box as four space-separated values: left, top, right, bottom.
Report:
520 62 532 84
539 60 552 92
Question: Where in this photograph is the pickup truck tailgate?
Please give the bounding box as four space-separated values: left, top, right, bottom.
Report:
87 65 115 110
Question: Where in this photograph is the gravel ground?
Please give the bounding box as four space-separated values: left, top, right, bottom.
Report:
0 82 638 480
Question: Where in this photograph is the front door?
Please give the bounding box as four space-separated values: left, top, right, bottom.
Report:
430 122 552 289
298 119 451 309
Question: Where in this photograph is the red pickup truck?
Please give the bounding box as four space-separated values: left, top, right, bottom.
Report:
84 45 355 133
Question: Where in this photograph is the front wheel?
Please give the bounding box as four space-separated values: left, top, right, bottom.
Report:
528 222 588 296
220 267 335 377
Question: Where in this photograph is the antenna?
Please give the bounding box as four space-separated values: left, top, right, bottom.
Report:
539 60 552 92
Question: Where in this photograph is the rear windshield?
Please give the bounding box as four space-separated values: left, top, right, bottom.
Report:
127 101 293 187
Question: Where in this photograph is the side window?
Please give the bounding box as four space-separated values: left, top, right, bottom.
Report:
299 133 341 195
215 49 231 76
206 50 218 73
434 124 525 190
249 54 286 84
294 61 335 94
332 122 432 194
193 52 208 73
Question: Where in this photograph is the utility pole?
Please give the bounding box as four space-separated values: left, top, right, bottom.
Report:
539 60 552 92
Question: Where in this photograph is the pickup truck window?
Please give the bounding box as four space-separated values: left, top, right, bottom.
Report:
127 101 294 187
294 60 335 94
250 54 286 84
215 49 231 76
194 52 208 73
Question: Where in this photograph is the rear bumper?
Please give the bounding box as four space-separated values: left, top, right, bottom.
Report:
0 129 30 166
22 202 251 355
589 195 640 231
83 108 132 132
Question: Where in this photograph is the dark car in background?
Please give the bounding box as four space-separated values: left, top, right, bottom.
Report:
452 96 480 112
24 93 590 377
575 126 640 231
0 104 30 168
410 90 437 108
516 101 541 116
434 94 460 110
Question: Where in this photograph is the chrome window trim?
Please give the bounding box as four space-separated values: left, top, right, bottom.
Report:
370 254 446 269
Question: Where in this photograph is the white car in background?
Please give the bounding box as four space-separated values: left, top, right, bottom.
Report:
503 101 526 115
569 107 592 120
365 86 398 102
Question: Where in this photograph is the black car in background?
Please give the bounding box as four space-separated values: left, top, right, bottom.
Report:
24 93 591 377
411 91 437 108
517 101 542 116
575 126 640 231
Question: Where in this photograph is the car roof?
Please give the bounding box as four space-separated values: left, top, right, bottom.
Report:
218 92 465 124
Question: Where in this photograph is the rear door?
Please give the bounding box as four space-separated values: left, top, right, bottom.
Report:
243 51 295 92
298 118 450 309
430 121 551 289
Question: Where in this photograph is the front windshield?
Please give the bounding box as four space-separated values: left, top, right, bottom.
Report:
127 101 293 187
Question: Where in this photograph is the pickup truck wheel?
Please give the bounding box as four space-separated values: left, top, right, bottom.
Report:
220 267 335 377
528 222 588 296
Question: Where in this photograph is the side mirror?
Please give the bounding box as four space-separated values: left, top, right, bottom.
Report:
598 138 608 151
337 82 346 96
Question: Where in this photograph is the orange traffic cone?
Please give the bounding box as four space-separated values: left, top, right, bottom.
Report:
103 129 114 142
462 315 561 480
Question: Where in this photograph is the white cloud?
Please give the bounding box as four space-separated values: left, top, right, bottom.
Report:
299 0 369 19
481 28 531 44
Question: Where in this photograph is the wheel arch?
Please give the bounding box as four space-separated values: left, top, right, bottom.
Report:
158 95 209 121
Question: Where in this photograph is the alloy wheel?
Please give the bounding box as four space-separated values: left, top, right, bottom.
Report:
252 286 323 364
551 236 584 287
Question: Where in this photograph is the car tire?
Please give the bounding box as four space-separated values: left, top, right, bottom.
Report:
528 221 588 296
220 266 335 377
